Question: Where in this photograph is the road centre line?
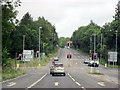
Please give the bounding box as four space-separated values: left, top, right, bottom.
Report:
68 73 86 89
27 73 47 88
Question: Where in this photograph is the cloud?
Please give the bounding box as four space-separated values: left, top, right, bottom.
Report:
16 0 118 37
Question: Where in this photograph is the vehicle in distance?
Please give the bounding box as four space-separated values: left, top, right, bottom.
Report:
67 54 72 58
53 56 59 61
52 63 65 76
84 58 89 64
50 65 55 74
88 60 99 67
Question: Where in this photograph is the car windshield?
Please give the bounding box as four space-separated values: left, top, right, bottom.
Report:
55 64 63 67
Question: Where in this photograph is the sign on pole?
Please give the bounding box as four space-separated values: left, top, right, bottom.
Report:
108 52 117 62
23 50 34 62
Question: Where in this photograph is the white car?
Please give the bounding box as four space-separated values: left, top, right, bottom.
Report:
88 60 99 67
52 63 65 76
53 56 59 61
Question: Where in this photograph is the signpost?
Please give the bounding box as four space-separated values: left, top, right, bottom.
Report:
23 50 34 62
108 52 117 68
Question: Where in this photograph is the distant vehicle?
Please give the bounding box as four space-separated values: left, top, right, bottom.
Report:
67 54 72 58
67 46 70 49
88 53 99 67
50 65 55 74
53 56 59 61
52 63 65 76
88 60 99 67
84 58 89 64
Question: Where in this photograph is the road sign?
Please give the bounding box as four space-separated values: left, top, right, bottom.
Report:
23 50 34 62
108 52 117 62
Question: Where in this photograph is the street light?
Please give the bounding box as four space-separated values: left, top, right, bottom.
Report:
115 30 118 52
100 28 103 61
23 35 25 62
39 27 42 61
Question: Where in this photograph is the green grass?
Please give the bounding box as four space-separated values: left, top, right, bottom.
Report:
19 49 58 67
100 59 120 68
2 68 26 82
88 72 104 75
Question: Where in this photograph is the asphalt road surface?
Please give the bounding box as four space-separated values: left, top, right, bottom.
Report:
2 48 119 89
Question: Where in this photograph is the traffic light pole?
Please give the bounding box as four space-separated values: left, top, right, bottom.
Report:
94 34 96 67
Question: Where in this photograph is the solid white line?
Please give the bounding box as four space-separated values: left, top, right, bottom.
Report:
75 81 81 86
27 73 47 88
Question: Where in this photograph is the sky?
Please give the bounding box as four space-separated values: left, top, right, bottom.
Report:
16 0 118 38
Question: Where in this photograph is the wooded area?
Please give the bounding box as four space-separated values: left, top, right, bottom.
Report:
71 1 120 64
2 0 58 67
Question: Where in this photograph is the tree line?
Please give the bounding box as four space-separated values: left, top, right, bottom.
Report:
2 0 58 67
71 1 120 64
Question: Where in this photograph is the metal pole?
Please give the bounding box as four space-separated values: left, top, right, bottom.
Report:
116 31 118 52
39 27 42 61
23 35 25 67
100 32 102 60
94 34 96 67
23 35 25 62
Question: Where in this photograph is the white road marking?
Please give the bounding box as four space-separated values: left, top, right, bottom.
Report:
98 82 105 87
27 73 47 88
54 82 59 86
7 82 16 87
75 81 81 86
71 78 75 81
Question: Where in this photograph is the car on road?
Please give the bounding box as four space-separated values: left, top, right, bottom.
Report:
67 54 72 58
84 58 89 64
52 63 65 76
53 56 59 61
50 65 55 74
88 60 99 67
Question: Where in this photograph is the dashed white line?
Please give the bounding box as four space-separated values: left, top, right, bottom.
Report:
54 82 59 86
7 82 16 87
27 73 47 88
71 78 75 81
75 81 81 86
98 82 105 87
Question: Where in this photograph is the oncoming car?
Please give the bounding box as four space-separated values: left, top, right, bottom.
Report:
52 63 65 76
53 56 59 61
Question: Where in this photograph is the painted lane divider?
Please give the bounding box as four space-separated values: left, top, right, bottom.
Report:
54 82 59 86
98 82 105 87
68 73 86 90
27 73 47 88
75 81 81 86
7 82 16 87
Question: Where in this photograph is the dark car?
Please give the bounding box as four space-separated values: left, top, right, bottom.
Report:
67 54 72 58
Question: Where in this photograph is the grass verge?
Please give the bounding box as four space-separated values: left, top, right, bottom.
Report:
2 68 26 82
19 48 58 67
100 59 120 68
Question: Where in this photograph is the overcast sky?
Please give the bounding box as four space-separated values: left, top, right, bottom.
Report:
16 0 118 38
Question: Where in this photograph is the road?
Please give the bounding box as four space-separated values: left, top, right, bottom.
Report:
2 48 119 89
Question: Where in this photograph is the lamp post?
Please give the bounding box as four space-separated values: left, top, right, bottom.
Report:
23 35 25 62
39 27 42 61
115 30 118 52
100 28 103 61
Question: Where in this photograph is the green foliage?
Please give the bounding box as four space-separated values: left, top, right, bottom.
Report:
71 20 101 53
59 37 70 48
